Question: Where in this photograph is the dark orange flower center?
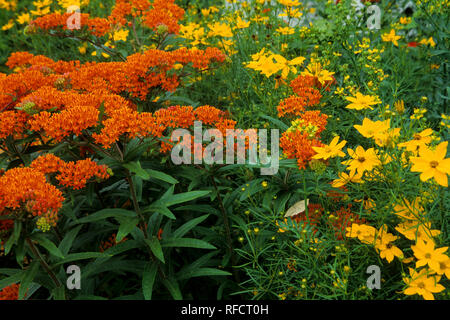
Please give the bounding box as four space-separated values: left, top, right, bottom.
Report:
358 157 366 163
429 161 438 168
425 253 431 259
417 282 425 289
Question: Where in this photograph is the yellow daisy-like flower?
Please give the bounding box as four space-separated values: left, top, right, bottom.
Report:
345 92 380 110
403 267 445 300
411 239 449 272
312 136 346 160
342 146 381 174
17 13 31 25
410 141 450 187
112 29 129 42
381 29 401 46
331 170 362 188
398 128 433 153
276 26 295 35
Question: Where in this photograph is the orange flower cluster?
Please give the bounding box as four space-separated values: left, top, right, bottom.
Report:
30 0 185 36
0 284 19 300
0 48 225 149
99 233 128 252
278 73 329 170
0 111 28 139
290 203 324 234
281 131 324 170
3 48 226 102
155 105 237 153
280 111 328 170
30 154 110 190
0 167 65 217
328 204 366 240
0 219 14 231
277 75 322 117
29 105 99 142
142 0 185 34
30 12 111 37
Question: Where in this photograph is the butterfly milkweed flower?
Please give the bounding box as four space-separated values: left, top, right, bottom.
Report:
312 136 346 160
0 284 19 300
381 29 401 46
403 268 445 300
0 167 64 217
345 92 380 110
409 141 450 187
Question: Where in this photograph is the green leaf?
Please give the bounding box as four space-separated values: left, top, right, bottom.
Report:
123 161 150 180
51 286 66 300
53 252 110 266
29 234 65 259
162 190 211 207
144 238 165 263
75 208 137 224
58 225 82 256
161 278 182 300
4 220 21 255
142 262 158 300
161 238 216 249
177 268 231 280
146 169 179 184
0 271 24 291
144 202 176 220
19 261 40 300
258 114 289 130
116 218 139 242
172 214 209 238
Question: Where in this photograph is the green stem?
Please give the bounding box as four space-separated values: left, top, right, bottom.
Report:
26 238 63 290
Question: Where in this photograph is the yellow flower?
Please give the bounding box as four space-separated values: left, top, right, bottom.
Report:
78 45 86 55
312 136 346 160
342 146 381 174
0 0 17 11
346 223 376 244
433 258 450 279
411 239 449 272
398 128 433 153
331 170 362 188
261 181 268 188
345 92 380 110
394 100 405 114
278 0 300 6
30 6 51 16
113 29 129 42
396 221 441 242
410 141 450 187
393 198 423 221
17 13 31 25
276 26 295 35
403 267 445 300
208 22 233 38
374 227 403 263
235 16 250 29
399 17 411 24
301 62 334 85
419 37 436 47
381 29 401 46
354 118 390 139
1 19 14 31
272 54 305 79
